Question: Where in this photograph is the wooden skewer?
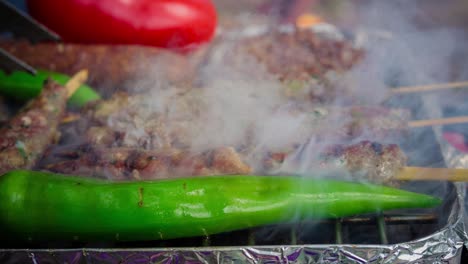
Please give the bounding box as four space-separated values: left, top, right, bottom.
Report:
65 69 88 98
408 116 468 128
383 81 468 128
61 113 81 124
391 81 468 94
395 167 468 182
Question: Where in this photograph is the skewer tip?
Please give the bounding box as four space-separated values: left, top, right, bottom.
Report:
65 69 89 98
396 167 468 182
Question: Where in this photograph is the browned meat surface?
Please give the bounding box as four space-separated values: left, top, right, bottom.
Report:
1 30 362 104
330 106 410 139
0 41 199 95
68 91 207 150
72 93 410 152
0 36 409 184
44 146 252 180
85 126 122 146
333 141 406 185
0 81 68 174
44 139 405 185
242 28 363 82
237 28 363 101
264 141 407 185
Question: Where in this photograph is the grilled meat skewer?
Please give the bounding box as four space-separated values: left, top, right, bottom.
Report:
43 141 405 185
70 92 409 151
1 28 362 101
44 146 252 180
263 141 407 185
0 95 13 127
0 80 68 174
242 27 363 82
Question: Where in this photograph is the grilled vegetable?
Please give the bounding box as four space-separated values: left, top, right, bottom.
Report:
0 81 69 175
27 0 217 49
0 70 100 107
0 170 441 242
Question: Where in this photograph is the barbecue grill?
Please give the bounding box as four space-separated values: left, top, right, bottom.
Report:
0 2 467 263
0 120 465 264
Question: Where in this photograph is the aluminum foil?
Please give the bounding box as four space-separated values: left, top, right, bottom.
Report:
422 93 468 252
0 134 466 263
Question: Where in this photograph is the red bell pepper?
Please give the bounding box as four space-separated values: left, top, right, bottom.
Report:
27 0 217 49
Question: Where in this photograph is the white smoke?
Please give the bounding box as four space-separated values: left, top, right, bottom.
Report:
117 0 466 181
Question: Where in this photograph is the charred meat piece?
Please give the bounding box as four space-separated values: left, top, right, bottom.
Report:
0 81 68 174
0 41 198 95
44 146 252 180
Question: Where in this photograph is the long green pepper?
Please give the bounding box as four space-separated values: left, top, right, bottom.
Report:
0 69 100 107
0 170 440 242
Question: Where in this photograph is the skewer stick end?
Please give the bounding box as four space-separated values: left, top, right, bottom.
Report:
65 69 89 98
396 167 468 182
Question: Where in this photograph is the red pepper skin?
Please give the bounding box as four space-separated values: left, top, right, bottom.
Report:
27 0 217 49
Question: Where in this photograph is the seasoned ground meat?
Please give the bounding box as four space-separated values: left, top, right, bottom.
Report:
242 28 363 82
238 27 364 102
264 141 407 185
43 146 252 180
0 33 409 185
75 91 409 147
0 80 68 174
340 141 406 185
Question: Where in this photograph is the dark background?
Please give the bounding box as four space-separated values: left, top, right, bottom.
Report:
6 0 25 11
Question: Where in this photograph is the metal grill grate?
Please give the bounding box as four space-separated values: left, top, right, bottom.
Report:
105 205 444 249
196 212 440 247
0 124 453 250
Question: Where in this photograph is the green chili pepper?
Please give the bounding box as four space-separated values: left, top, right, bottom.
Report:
0 70 100 107
0 170 440 242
